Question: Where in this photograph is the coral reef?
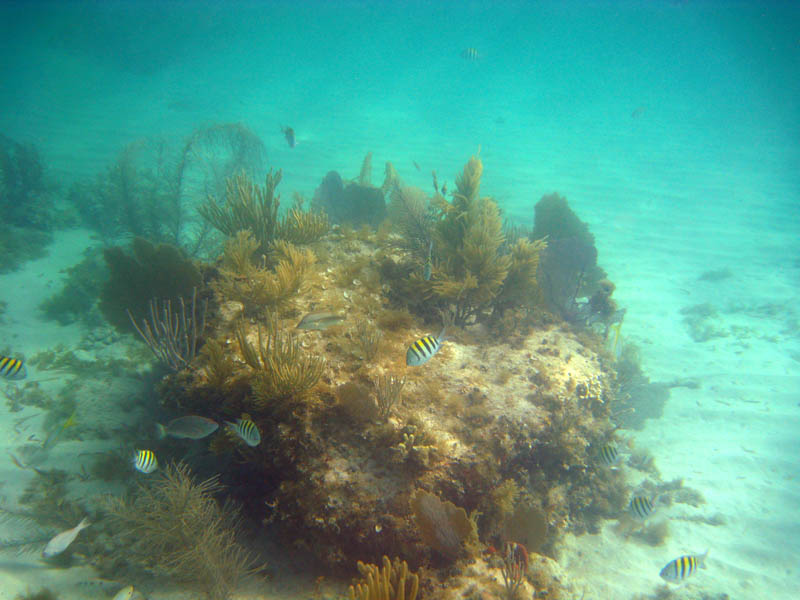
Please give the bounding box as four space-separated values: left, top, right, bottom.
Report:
101 462 261 600
148 157 631 581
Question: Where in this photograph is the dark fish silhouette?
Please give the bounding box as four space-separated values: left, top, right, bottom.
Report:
281 126 296 148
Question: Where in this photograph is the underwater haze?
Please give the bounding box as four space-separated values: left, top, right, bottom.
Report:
0 1 798 600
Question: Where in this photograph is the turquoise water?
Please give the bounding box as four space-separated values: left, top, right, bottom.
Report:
1 1 798 599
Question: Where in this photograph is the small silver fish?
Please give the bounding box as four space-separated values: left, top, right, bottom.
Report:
628 495 656 520
0 356 26 380
133 449 158 474
660 550 708 583
406 328 447 366
226 418 261 447
296 311 345 330
156 415 219 440
43 517 90 558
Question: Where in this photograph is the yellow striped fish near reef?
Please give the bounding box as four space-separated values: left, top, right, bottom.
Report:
133 449 158 474
659 551 708 583
226 418 261 447
628 495 656 520
0 355 27 380
406 328 447 366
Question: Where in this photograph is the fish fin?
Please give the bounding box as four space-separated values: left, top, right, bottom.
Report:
698 549 709 569
437 326 448 343
155 423 166 440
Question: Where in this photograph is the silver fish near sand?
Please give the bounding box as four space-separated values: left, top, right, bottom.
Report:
296 311 346 330
43 517 90 558
660 550 708 583
226 418 261 447
156 415 219 440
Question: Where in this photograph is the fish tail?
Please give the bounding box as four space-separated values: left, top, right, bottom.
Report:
155 423 166 440
437 326 448 343
78 516 91 530
698 549 709 569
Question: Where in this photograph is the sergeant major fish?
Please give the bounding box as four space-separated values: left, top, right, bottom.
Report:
226 418 261 447
406 328 447 366
133 449 158 474
0 356 26 380
42 517 90 558
597 442 621 467
628 495 657 521
659 550 708 583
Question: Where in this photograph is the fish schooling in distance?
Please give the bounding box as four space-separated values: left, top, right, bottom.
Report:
296 311 346 330
0 355 27 380
156 415 219 440
659 550 708 583
406 328 447 366
281 125 296 148
226 418 261 447
42 516 90 558
133 449 158 474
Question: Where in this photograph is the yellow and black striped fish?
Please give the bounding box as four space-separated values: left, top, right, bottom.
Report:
406 328 447 366
133 449 158 474
628 495 656 520
0 356 27 380
597 442 620 467
659 551 708 583
226 418 261 447
461 47 480 60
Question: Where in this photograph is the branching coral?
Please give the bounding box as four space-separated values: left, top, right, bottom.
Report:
213 232 315 316
353 319 383 361
102 462 261 600
375 373 406 421
235 316 324 407
349 556 419 600
198 169 281 255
